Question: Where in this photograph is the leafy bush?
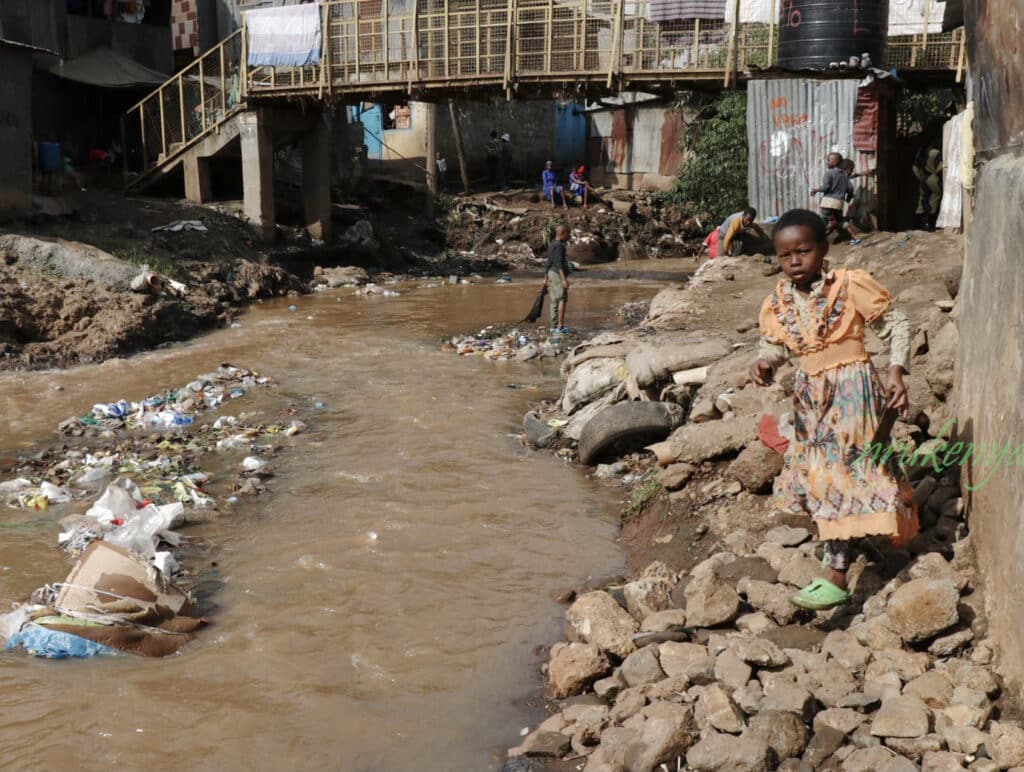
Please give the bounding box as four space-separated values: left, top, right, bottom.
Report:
664 91 749 221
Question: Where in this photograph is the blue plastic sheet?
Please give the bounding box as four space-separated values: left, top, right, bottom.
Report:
5 626 120 659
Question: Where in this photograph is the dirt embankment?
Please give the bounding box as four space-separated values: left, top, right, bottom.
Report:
503 230 993 772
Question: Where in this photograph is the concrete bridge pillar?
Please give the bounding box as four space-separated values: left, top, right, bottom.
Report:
240 110 276 238
183 154 213 204
302 115 333 242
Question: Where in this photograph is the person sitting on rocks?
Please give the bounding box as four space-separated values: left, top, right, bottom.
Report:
542 161 567 209
750 208 917 610
569 165 592 208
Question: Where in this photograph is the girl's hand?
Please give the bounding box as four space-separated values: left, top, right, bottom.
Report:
886 366 909 413
750 359 774 386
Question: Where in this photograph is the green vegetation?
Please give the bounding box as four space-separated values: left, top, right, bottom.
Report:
662 91 749 221
897 90 946 136
624 475 662 521
113 248 180 279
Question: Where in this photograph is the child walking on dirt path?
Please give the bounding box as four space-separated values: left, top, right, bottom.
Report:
544 224 571 333
750 208 918 610
812 152 855 242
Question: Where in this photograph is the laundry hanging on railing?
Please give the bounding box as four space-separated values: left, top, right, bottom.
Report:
888 0 947 34
646 0 725 23
246 4 323 68
722 0 774 25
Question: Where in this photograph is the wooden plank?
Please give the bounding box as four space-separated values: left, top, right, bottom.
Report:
355 0 361 81
955 27 966 82
199 59 207 131
724 0 740 86
219 40 227 112
503 0 514 89
178 75 187 141
138 108 147 168
448 98 470 192
158 85 167 157
606 0 623 88
694 17 700 68
444 0 451 78
767 0 776 66
412 0 420 88
545 0 554 73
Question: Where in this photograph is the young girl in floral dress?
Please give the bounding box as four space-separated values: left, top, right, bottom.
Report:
750 209 918 609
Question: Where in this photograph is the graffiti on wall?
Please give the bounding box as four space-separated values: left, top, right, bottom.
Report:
756 95 839 211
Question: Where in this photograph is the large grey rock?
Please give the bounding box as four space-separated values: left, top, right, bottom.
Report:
621 646 667 688
842 747 898 772
611 689 649 724
870 696 932 739
929 628 974 657
763 681 816 719
623 577 675 622
738 579 800 625
988 721 1024 768
586 726 640 772
658 642 709 678
822 630 872 672
921 751 969 771
778 554 826 589
803 727 847 768
687 731 772 772
684 571 742 627
640 609 688 633
549 643 612 698
594 669 628 701
904 671 954 708
953 664 999 696
879 758 919 772
744 710 808 760
867 649 932 682
726 443 784 493
699 685 746 734
656 414 759 465
885 734 946 759
950 686 989 709
813 708 868 736
715 649 753 692
732 637 790 668
623 702 694 772
508 729 572 758
764 526 811 547
941 725 988 754
568 591 640 658
886 579 961 642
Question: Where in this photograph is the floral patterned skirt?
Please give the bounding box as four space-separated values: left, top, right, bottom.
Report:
774 360 918 544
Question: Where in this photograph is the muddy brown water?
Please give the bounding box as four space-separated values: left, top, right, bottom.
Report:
0 267 688 772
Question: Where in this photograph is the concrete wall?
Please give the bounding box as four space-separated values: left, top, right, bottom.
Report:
956 0 1024 687
0 0 67 54
0 46 34 214
586 99 687 191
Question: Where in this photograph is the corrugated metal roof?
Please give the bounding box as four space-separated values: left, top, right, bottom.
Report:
746 77 858 219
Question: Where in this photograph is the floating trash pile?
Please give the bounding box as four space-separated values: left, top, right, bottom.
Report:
0 364 309 659
443 326 572 362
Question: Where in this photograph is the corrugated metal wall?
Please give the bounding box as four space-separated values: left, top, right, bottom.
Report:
747 78 859 218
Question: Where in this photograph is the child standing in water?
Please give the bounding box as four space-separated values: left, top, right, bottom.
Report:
750 209 917 609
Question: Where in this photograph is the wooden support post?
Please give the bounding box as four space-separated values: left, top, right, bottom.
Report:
545 0 554 73
412 0 420 88
241 21 249 98
139 109 147 167
693 17 700 67
724 0 740 86
922 0 931 59
475 0 481 74
955 28 966 82
767 0 776 66
383 0 390 78
199 61 207 130
581 0 587 70
503 0 514 89
219 42 227 112
424 101 438 216
178 75 187 141
444 0 451 77
355 0 361 81
606 0 623 88
158 86 167 157
448 99 470 193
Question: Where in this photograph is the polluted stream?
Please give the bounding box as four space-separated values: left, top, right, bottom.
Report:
0 268 684 772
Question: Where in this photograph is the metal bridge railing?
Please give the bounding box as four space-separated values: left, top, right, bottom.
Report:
123 29 244 181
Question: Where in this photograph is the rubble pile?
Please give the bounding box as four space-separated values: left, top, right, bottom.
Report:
504 232 1003 770
511 484 1007 772
0 365 308 659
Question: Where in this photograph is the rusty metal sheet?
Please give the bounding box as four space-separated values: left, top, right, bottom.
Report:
747 77 858 218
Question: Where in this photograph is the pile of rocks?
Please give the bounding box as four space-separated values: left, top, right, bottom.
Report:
508 499 1020 772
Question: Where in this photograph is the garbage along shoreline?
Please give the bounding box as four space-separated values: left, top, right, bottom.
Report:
0 364 311 659
496 231 1021 772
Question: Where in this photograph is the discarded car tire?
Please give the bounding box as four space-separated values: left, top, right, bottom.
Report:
523 410 560 449
577 401 685 466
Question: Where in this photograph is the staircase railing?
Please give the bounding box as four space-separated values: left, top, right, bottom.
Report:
123 29 244 182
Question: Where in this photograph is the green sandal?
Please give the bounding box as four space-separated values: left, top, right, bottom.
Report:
791 578 852 610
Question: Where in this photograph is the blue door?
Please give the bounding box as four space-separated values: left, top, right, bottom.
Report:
555 101 587 169
350 104 384 160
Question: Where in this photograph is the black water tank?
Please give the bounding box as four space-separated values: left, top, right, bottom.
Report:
777 0 889 71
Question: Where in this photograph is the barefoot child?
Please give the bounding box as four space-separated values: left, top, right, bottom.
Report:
750 209 917 610
544 224 571 333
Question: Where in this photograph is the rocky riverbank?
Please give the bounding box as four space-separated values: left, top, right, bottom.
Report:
502 230 1018 772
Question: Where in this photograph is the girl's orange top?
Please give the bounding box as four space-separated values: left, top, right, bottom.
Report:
758 268 892 375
